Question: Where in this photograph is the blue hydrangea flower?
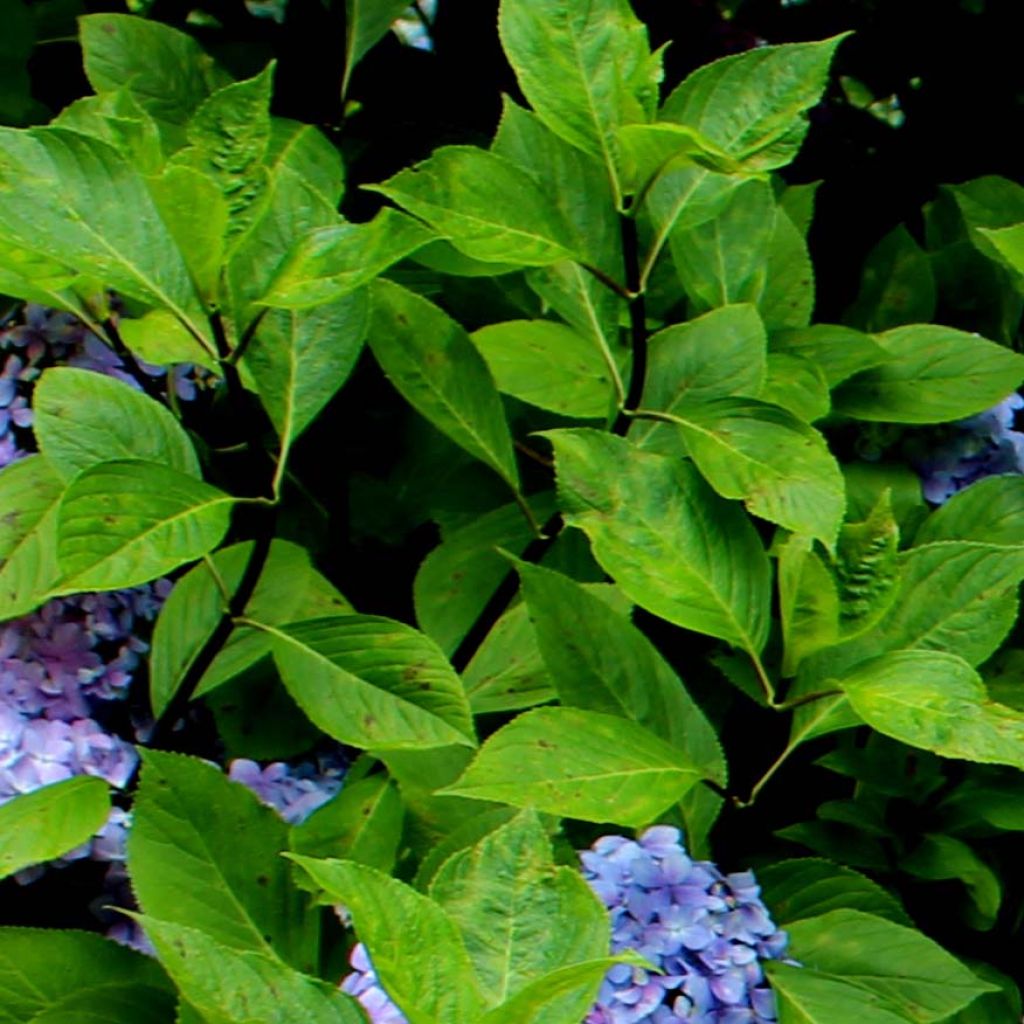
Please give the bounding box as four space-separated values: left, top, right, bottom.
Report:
915 393 1024 504
228 754 346 825
339 826 789 1024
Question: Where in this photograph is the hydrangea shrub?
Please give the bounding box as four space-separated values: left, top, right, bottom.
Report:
2 1 1024 1022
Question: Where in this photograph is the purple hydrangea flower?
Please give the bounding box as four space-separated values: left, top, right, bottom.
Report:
338 827 789 1024
915 393 1024 504
228 754 346 825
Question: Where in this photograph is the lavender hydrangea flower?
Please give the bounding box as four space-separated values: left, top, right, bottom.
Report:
228 754 346 825
915 393 1024 504
581 827 787 1024
338 826 789 1024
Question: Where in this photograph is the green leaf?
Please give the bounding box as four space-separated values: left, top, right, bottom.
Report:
0 455 64 620
497 0 662 204
264 118 345 207
342 0 412 98
913 474 1024 546
615 122 737 195
429 809 608 1005
137 917 364 1024
0 928 170 1024
949 176 1024 262
414 497 554 656
28 985 177 1024
768 909 995 1023
267 615 476 750
440 706 700 827
513 560 726 843
0 128 208 342
369 146 579 266
760 209 815 330
977 222 1024 278
128 749 317 971
119 307 219 371
834 491 900 633
79 14 231 145
53 89 165 174
776 533 840 677
547 430 771 653
839 650 1024 772
288 856 487 1024
632 303 767 449
832 324 1024 423
769 323 890 388
148 539 335 717
462 601 556 714
903 834 1001 930
55 460 233 592
757 858 912 927
369 280 521 491
176 65 274 233
289 774 403 874
476 959 631 1024
0 777 110 880
246 292 369 463
670 178 777 312
471 320 616 419
261 208 433 308
671 398 845 548
845 225 937 332
761 353 830 423
660 35 848 171
33 368 199 482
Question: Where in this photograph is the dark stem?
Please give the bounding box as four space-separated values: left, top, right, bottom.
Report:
450 512 562 673
229 308 270 367
101 318 166 404
208 309 245 399
148 510 277 747
612 211 648 436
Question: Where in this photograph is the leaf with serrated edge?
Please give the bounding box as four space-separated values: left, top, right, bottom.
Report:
440 706 700 827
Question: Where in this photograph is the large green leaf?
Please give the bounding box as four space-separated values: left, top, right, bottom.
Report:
760 353 830 423
776 533 840 677
429 809 608 1005
547 430 771 652
441 706 700 827
342 0 412 98
289 856 487 1024
263 118 345 207
840 650 1024 772
33 368 199 482
767 909 995 1023
369 146 579 266
514 560 726 845
833 324 1024 423
128 749 317 972
471 320 616 419
497 0 662 204
0 455 64 620
660 35 848 170
245 291 369 468
267 615 476 750
670 178 776 312
0 128 208 342
289 774 404 874
260 208 433 309
669 398 843 547
631 303 767 448
137 917 364 1024
79 14 231 145
903 834 1001 930
0 777 110 881
760 208 815 330
0 929 170 1024
978 222 1024 278
769 323 890 388
369 280 521 491
27 985 176 1024
53 89 165 175
55 460 233 592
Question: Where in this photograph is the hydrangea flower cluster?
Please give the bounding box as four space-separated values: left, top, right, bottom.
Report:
228 754 347 825
339 827 789 1024
914 393 1024 504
